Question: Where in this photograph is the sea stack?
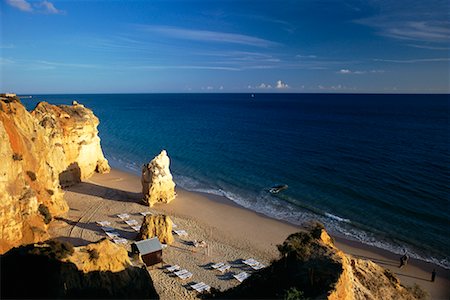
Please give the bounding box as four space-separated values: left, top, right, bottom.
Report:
141 150 176 206
138 215 174 245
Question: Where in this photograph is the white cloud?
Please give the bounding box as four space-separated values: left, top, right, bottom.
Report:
374 58 449 63
338 69 351 74
276 80 289 89
219 86 224 90
139 25 280 47
38 0 63 14
6 0 32 12
296 54 317 59
257 83 272 89
6 0 63 14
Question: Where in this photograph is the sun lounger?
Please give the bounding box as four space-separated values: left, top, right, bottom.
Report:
211 262 225 269
161 244 168 249
242 258 259 266
172 223 177 228
191 282 211 293
105 231 119 238
217 264 231 273
101 226 116 232
131 225 141 232
251 263 266 270
166 265 180 272
96 221 111 226
124 219 139 226
117 213 130 220
193 240 207 247
174 269 189 277
173 229 188 236
178 272 193 280
233 272 250 282
112 238 128 245
140 211 152 216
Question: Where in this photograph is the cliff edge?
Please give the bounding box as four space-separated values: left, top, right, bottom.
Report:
0 239 159 299
208 224 422 300
0 95 110 254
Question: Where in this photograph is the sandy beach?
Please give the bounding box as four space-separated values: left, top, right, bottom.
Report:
49 168 450 299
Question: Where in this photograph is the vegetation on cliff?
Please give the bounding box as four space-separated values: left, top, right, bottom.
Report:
206 223 420 300
0 239 159 299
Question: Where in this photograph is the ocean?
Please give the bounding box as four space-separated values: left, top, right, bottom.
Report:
24 93 449 269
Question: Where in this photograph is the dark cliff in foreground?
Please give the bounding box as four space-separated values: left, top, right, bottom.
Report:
1 239 159 299
206 224 422 300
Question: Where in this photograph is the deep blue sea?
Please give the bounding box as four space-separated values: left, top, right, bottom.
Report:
24 93 449 268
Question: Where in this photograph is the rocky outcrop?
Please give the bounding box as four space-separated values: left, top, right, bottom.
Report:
0 95 110 254
32 101 110 186
210 224 419 300
0 96 67 253
138 214 174 245
141 150 176 206
0 239 159 299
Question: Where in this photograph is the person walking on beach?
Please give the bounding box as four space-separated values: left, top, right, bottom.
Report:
431 269 436 282
399 253 409 268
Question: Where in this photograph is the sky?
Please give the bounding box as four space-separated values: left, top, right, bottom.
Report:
0 0 449 94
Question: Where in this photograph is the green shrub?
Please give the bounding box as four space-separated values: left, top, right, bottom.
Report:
88 249 100 260
38 204 52 224
26 171 37 181
406 283 428 300
12 153 23 161
284 287 306 300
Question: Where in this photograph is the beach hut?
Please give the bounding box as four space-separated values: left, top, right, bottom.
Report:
131 237 163 267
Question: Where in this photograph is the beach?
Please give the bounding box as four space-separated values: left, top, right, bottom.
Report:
48 168 450 299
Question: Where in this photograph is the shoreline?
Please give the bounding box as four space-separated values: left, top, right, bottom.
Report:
53 168 450 299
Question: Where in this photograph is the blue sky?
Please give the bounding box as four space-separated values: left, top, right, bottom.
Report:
1 0 449 93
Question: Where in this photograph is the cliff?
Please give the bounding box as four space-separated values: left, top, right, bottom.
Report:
141 150 176 206
208 224 420 300
31 100 110 186
138 214 174 245
0 95 110 254
0 239 159 299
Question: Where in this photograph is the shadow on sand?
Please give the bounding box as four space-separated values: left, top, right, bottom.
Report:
65 181 142 203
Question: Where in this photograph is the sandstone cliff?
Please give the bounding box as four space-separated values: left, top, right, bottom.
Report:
32 100 110 186
209 224 420 300
138 214 174 245
0 239 159 299
141 150 176 206
0 95 110 254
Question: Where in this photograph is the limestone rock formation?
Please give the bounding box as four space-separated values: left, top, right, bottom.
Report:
138 214 174 245
32 101 110 186
0 239 159 299
0 96 67 253
211 224 419 300
0 95 110 254
64 238 132 273
141 150 176 206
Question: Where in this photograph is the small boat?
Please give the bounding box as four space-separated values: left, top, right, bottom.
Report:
269 184 288 194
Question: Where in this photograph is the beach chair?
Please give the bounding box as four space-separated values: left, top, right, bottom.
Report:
140 211 152 216
172 223 178 228
166 265 180 272
131 225 141 232
251 263 266 270
105 231 120 239
101 226 116 232
112 237 128 245
178 272 193 280
211 262 225 269
217 264 231 273
233 272 250 282
173 229 188 236
191 282 211 293
96 221 111 226
242 258 259 267
124 219 139 226
161 244 168 249
117 213 130 220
